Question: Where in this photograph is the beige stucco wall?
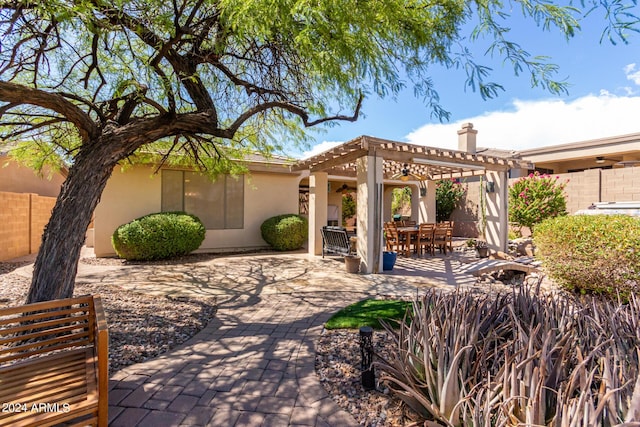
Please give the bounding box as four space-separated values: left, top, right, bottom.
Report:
93 164 301 257
0 155 65 197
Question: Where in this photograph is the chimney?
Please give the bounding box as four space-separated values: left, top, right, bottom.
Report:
457 123 477 154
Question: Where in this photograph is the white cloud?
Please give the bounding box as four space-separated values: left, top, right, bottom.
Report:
624 63 640 85
299 140 343 159
405 94 640 151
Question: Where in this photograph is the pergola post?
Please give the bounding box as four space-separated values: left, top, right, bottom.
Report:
383 187 394 222
418 180 437 224
356 155 383 273
485 170 509 252
308 171 328 256
410 185 419 222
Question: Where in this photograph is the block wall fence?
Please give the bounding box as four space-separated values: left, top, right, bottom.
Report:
451 167 640 237
0 191 56 261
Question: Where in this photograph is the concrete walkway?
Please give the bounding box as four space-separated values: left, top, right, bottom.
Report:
13 248 510 426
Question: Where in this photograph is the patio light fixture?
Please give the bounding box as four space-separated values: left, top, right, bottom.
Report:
412 158 486 171
595 156 606 164
400 164 410 181
360 326 375 390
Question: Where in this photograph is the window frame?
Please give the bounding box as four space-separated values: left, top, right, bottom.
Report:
161 169 244 230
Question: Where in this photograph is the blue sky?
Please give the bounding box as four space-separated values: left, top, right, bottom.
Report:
297 7 640 158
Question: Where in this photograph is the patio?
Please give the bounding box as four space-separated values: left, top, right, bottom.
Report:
5 248 538 426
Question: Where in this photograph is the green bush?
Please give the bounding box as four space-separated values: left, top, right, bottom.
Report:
535 214 640 298
260 214 308 251
112 212 205 261
435 179 466 222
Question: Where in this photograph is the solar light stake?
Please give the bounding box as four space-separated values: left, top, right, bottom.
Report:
359 326 375 390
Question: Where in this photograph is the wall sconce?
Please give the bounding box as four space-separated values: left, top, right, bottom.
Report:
486 181 495 193
418 181 427 197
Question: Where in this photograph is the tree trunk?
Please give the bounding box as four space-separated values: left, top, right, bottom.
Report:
26 141 122 303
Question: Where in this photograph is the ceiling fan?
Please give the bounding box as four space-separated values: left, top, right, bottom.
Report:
390 163 427 182
595 156 621 164
335 183 356 194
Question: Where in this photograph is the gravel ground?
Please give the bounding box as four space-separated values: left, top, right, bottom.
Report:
0 263 217 373
316 329 421 427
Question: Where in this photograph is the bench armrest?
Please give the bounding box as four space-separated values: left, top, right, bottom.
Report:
92 296 109 427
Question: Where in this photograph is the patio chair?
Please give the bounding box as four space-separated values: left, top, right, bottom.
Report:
401 220 417 227
417 223 435 255
437 220 454 229
433 226 453 254
384 221 406 253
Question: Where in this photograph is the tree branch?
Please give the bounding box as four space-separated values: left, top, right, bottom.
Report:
220 94 364 139
0 81 97 140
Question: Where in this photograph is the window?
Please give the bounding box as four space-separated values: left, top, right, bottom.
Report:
161 170 244 229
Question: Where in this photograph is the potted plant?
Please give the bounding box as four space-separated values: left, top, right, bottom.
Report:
344 254 361 273
382 229 397 271
383 251 397 271
475 239 489 258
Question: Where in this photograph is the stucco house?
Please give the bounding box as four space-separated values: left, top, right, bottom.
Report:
91 125 640 271
92 124 529 275
518 131 640 174
92 155 304 257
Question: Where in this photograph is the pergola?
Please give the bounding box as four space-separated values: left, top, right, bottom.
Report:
293 126 532 274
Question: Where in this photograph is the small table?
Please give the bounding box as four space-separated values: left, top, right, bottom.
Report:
397 226 419 257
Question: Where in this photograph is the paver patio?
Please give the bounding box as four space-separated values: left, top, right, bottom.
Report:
14 248 520 426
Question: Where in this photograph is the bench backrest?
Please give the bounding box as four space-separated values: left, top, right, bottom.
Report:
0 295 104 366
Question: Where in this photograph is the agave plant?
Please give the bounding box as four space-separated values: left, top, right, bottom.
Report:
376 286 640 426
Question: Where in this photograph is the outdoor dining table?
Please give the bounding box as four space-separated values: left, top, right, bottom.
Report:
397 226 419 256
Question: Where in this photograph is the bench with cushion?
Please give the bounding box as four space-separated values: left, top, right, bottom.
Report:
0 295 109 427
320 226 355 258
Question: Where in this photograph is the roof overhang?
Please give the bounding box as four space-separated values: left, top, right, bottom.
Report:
293 136 532 180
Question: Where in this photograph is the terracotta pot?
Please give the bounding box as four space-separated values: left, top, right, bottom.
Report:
344 255 361 273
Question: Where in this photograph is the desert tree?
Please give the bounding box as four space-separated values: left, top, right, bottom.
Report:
0 0 636 302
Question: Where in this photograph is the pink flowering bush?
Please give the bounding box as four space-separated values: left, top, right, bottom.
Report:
509 172 567 232
436 179 467 222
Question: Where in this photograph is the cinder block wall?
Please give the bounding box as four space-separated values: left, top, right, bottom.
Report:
452 167 640 237
29 195 57 255
601 167 640 202
0 192 31 260
0 191 56 261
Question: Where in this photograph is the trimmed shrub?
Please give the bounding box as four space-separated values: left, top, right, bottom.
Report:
260 214 308 251
112 212 205 261
535 214 640 298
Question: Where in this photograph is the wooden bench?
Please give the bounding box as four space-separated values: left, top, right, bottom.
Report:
320 226 355 258
0 295 109 427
